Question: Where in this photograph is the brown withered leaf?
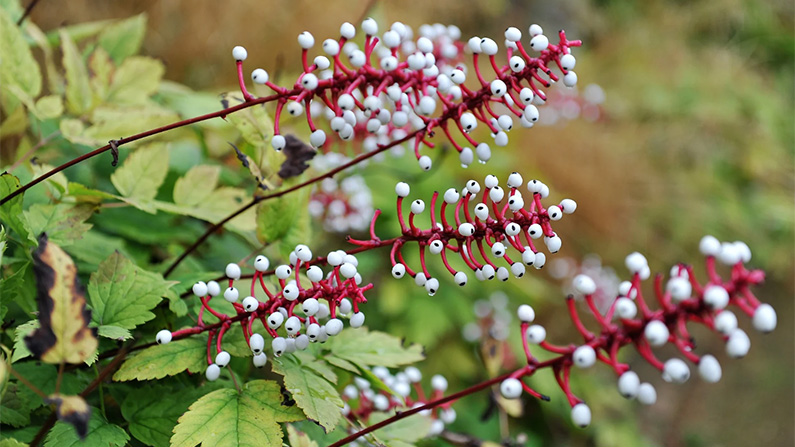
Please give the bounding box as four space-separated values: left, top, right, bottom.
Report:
24 233 98 364
46 393 91 439
278 134 316 179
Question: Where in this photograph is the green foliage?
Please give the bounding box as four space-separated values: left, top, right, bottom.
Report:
323 328 424 369
272 354 344 432
0 7 41 113
113 337 207 381
44 409 129 447
170 381 304 447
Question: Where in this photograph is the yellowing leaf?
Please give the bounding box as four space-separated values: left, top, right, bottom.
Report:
110 142 169 211
0 438 29 447
34 95 64 119
368 411 432 445
107 56 164 104
173 165 221 206
170 380 304 447
87 251 175 330
113 336 206 381
286 425 319 447
45 394 91 439
88 47 113 102
323 328 425 369
81 104 180 145
60 30 92 115
44 406 129 447
272 354 343 432
24 235 98 364
98 13 147 64
0 6 41 114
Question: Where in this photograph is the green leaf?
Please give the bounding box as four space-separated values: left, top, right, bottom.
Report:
34 95 64 119
96 325 132 341
173 165 220 207
98 13 147 64
107 56 164 104
65 182 117 204
44 408 129 447
368 412 431 446
87 251 175 330
78 105 180 146
88 47 113 102
0 384 32 427
256 181 309 244
121 384 206 447
110 142 169 212
0 225 6 265
170 380 304 447
60 30 92 115
286 425 319 447
272 354 343 432
113 336 206 381
11 319 39 362
0 262 36 313
24 204 94 247
323 328 424 369
0 6 41 114
0 173 36 246
0 438 29 447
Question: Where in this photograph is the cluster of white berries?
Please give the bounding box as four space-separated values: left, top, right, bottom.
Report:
308 155 374 232
495 234 776 429
386 172 576 295
155 244 372 381
233 18 580 169
342 365 454 443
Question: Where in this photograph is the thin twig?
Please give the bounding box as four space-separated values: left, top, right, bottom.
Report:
16 0 41 26
162 129 423 278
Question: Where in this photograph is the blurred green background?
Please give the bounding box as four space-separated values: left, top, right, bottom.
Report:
18 0 795 446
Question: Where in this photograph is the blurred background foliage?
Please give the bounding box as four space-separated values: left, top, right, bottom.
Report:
2 0 792 446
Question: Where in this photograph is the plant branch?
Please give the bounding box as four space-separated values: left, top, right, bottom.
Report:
0 92 294 207
16 0 41 26
162 128 423 277
328 371 513 447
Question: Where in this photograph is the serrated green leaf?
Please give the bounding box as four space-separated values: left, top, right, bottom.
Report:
11 319 38 362
110 143 169 212
0 384 32 427
113 336 206 381
60 30 92 115
107 56 164 104
286 425 319 447
272 354 343 432
0 173 36 246
173 165 221 206
293 351 337 384
87 251 175 330
88 47 113 102
34 95 64 119
325 355 360 374
256 182 309 245
0 261 36 313
323 328 424 369
96 325 132 341
0 438 29 447
170 380 304 447
98 13 146 64
24 204 94 247
0 6 41 114
368 412 431 445
44 407 129 447
80 105 179 146
121 384 207 447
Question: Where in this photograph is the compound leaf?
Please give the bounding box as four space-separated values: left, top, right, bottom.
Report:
272 354 343 432
113 336 205 381
323 328 424 369
170 380 304 447
87 251 174 330
24 235 98 364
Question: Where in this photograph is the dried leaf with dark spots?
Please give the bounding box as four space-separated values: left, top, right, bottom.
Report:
24 233 98 364
278 134 316 179
46 393 91 439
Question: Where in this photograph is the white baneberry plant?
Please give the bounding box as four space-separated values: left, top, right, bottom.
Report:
0 8 783 447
